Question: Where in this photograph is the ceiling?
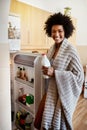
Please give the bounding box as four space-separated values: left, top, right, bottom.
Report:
17 0 87 13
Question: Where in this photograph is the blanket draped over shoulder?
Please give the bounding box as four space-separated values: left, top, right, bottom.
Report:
41 38 84 130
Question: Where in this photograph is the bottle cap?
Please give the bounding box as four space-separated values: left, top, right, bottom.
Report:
42 53 46 56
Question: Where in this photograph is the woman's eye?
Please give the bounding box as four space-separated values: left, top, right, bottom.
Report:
59 30 63 33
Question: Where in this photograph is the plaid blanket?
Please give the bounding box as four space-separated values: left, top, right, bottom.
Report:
41 38 84 130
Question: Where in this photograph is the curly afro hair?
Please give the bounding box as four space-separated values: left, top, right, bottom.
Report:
44 12 75 38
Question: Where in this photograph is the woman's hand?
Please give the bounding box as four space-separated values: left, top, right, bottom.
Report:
42 66 54 77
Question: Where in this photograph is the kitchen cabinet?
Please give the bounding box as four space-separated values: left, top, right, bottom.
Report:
30 7 53 49
10 1 32 49
13 52 42 130
10 0 53 52
10 0 77 52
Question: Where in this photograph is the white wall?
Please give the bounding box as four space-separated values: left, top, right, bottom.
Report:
76 46 87 66
17 0 87 45
0 0 11 130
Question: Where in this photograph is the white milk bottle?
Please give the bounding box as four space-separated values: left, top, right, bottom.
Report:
41 54 51 79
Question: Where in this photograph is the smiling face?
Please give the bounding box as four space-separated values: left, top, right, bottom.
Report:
51 25 65 45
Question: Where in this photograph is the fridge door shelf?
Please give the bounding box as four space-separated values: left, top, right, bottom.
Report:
16 99 34 118
15 122 24 130
15 77 34 88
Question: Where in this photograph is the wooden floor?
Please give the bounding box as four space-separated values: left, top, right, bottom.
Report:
73 93 87 130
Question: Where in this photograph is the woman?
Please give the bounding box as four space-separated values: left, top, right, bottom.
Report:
41 12 84 130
